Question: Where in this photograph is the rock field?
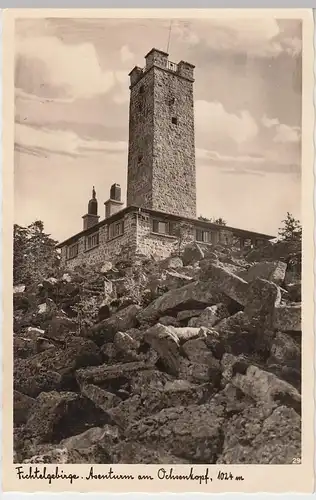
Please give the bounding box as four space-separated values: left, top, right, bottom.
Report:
13 239 302 464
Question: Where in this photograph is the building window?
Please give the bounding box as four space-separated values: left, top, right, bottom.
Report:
138 155 143 164
67 242 79 259
171 117 178 125
85 231 99 251
109 220 124 240
139 84 145 94
152 219 177 236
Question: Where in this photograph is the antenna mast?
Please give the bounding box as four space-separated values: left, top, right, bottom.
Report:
166 20 173 53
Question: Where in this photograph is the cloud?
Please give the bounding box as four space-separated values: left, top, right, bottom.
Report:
120 45 134 64
195 100 258 145
261 114 301 143
196 147 300 176
172 19 301 58
15 123 127 158
15 35 117 100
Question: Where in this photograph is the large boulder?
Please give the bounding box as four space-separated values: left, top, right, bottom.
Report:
188 304 230 328
80 384 122 412
240 261 287 285
76 360 150 388
14 391 36 425
218 404 301 464
24 391 110 442
14 337 101 396
199 263 249 306
137 280 224 324
125 401 225 463
274 305 301 332
182 242 204 266
84 305 141 345
143 324 181 376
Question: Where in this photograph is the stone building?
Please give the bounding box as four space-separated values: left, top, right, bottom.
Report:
57 48 274 269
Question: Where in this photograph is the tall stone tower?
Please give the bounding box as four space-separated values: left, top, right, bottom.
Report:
126 48 196 218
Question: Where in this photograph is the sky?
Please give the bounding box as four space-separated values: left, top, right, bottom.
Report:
14 16 302 242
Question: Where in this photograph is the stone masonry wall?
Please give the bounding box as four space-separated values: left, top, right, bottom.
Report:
126 69 154 209
152 67 196 218
60 212 137 270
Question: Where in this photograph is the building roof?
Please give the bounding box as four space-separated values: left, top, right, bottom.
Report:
56 205 275 248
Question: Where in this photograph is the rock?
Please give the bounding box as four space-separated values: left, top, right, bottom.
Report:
158 316 180 327
182 338 220 367
14 334 55 359
285 282 301 302
98 302 111 321
188 304 229 328
182 242 205 266
162 271 193 290
246 239 301 263
25 391 110 442
129 369 172 396
214 312 257 356
245 278 281 322
179 357 221 385
268 332 301 369
169 326 207 343
14 284 26 294
241 261 287 285
61 424 119 451
23 447 70 464
76 360 150 387
218 404 301 464
274 305 301 332
125 401 225 463
143 324 180 376
244 278 281 352
61 273 72 283
14 337 101 396
161 256 183 269
14 391 36 425
85 305 141 345
111 442 189 464
229 364 301 414
177 309 202 322
38 303 47 314
46 315 77 340
138 280 224 324
100 261 113 274
14 360 62 398
200 263 249 306
81 384 121 411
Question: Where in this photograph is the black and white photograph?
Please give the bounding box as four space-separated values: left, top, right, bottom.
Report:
3 8 315 493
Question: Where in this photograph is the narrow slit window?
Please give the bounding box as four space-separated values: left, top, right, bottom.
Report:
172 117 178 125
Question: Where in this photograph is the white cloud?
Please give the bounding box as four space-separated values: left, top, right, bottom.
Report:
120 45 134 64
273 123 301 143
173 19 301 58
195 100 258 145
16 35 117 100
261 114 301 143
15 123 127 157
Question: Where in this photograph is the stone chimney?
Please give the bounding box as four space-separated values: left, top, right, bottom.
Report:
104 183 124 219
82 186 100 230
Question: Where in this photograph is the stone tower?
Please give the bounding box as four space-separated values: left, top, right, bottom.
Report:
127 48 196 218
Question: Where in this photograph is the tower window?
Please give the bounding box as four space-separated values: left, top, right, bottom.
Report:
139 84 145 94
171 117 178 125
138 155 143 164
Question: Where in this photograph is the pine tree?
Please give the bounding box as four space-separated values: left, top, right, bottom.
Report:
13 220 60 285
278 212 302 242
